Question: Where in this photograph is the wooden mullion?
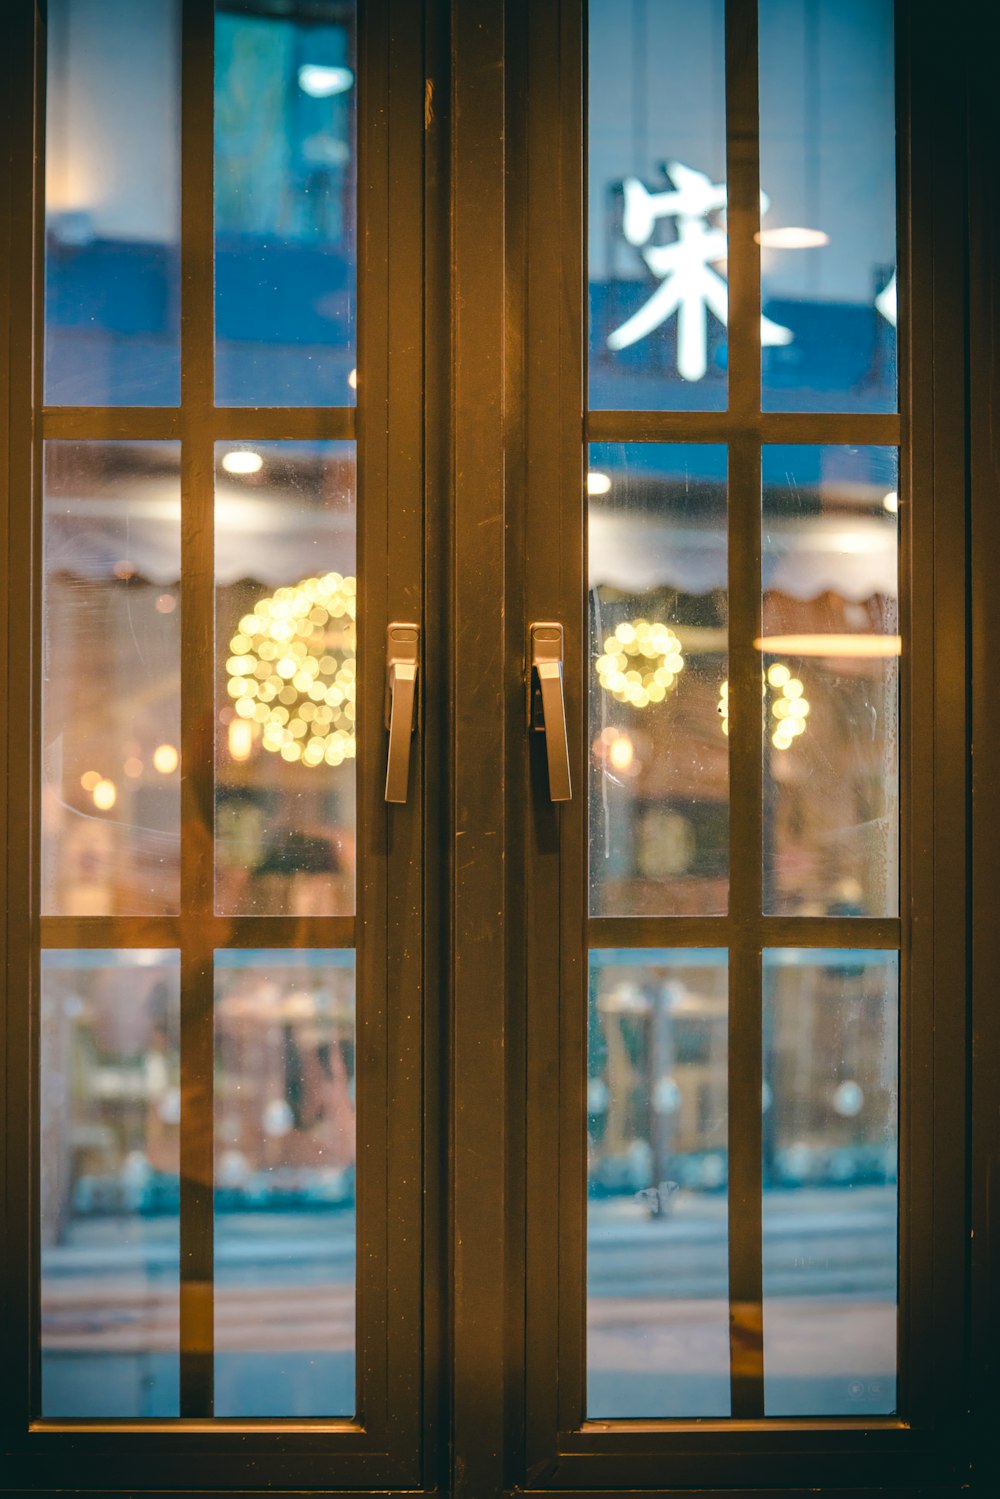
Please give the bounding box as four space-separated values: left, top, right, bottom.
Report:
178 0 216 1419
724 0 765 1420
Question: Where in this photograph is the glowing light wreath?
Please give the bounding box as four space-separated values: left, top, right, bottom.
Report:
226 573 356 768
595 620 684 708
717 662 810 751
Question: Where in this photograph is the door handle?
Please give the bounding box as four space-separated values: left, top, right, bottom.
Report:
385 622 420 804
529 622 572 803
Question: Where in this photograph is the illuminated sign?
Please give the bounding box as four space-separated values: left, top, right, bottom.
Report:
608 161 792 380
610 160 899 377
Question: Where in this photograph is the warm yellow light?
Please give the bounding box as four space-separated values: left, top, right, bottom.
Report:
883 490 899 514
596 619 684 708
228 718 254 763
756 634 901 658
123 757 143 778
347 367 358 390
80 770 101 791
769 666 809 751
221 449 263 476
153 743 179 774
719 664 811 751
226 574 357 767
755 227 830 249
587 470 612 496
607 733 635 772
92 778 117 810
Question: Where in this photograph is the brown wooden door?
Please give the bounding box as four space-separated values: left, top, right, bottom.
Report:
0 2 995 1497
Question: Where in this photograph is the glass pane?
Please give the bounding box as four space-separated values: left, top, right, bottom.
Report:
762 949 898 1415
41 950 180 1417
588 0 728 411
215 441 356 914
215 1 357 406
45 0 181 405
759 0 896 412
214 949 356 1417
589 445 728 916
43 442 181 916
588 951 730 1418
761 446 898 916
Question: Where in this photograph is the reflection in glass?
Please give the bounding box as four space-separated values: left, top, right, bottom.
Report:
588 0 727 412
45 0 181 405
215 442 356 915
588 951 729 1418
41 951 180 1417
762 950 898 1415
43 443 181 916
589 446 728 916
214 950 356 1418
759 0 896 412
761 446 898 916
215 2 357 406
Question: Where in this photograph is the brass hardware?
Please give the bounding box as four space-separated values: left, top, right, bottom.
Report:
529 622 572 803
385 622 420 804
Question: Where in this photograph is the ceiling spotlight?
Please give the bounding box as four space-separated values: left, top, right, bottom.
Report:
883 490 899 513
298 64 354 98
222 449 263 476
587 471 612 496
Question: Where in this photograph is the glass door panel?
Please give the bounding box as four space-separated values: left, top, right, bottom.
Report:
40 949 182 1417
758 0 897 412
214 1 357 407
213 948 356 1417
25 0 422 1476
542 0 907 1452
214 440 357 914
588 444 729 916
42 441 182 915
44 0 182 406
587 949 730 1419
762 948 898 1417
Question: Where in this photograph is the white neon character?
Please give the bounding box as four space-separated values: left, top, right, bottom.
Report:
608 161 793 381
875 270 897 327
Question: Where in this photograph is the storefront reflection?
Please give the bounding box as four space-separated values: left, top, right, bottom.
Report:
41 951 181 1417
214 950 356 1418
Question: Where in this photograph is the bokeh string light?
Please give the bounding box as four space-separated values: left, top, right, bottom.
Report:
595 619 684 708
717 663 810 751
226 573 357 768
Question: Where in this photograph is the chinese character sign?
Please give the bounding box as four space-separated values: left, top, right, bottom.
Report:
608 160 898 384
608 161 793 382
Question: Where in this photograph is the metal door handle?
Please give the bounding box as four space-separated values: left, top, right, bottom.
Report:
385 622 420 804
529 622 572 803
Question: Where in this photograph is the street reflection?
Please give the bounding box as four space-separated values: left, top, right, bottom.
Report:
587 952 730 1418
40 951 181 1417
214 950 356 1418
763 950 898 1415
